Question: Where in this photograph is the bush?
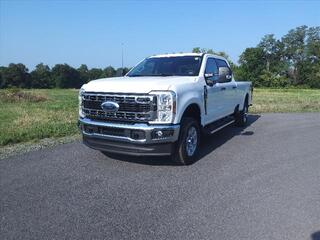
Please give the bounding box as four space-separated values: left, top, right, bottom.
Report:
258 70 290 87
0 88 48 102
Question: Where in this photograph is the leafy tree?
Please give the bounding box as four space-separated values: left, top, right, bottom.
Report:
192 47 201 53
1 63 31 88
115 67 130 77
306 26 320 60
297 59 320 88
258 70 289 87
258 34 285 73
282 25 308 84
88 68 104 80
281 26 320 86
303 27 320 88
30 63 52 88
103 66 116 78
52 64 81 88
193 26 319 88
206 49 214 54
192 47 215 54
238 47 266 86
78 64 89 83
282 25 308 63
0 66 6 88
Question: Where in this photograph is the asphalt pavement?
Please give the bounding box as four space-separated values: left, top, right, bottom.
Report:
1 113 320 240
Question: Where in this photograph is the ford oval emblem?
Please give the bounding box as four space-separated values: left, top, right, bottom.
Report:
101 101 119 113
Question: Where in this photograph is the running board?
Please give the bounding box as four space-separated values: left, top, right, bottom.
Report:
203 116 235 135
208 120 235 134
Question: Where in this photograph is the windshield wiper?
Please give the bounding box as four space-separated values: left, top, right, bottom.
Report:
128 74 143 77
128 74 174 77
146 73 174 77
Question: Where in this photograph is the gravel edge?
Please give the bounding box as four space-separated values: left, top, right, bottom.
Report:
0 134 81 160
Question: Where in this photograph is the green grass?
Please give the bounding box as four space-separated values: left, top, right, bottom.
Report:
0 89 79 146
250 88 320 113
0 88 319 147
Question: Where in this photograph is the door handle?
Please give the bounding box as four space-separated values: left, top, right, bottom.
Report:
232 86 237 89
220 87 226 91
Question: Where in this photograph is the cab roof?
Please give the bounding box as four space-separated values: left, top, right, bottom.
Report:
149 53 203 58
149 52 226 61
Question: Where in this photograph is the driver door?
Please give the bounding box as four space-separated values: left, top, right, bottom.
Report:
204 58 225 124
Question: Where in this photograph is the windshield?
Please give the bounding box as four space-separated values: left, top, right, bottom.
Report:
127 56 202 77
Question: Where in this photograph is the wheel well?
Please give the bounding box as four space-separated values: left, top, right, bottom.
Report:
245 93 249 104
181 104 201 124
234 94 249 115
234 104 240 115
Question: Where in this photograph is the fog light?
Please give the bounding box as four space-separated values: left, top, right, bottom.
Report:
156 130 163 137
152 129 174 139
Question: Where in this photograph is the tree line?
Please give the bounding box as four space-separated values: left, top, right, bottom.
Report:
0 25 319 89
0 64 130 89
193 25 320 88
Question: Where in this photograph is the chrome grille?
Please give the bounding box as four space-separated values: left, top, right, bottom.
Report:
82 93 157 122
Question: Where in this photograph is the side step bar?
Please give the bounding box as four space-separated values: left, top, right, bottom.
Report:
203 116 235 135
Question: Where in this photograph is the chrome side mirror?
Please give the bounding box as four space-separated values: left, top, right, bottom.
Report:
219 67 232 82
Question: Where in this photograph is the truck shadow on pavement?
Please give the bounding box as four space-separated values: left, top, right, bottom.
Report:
102 114 260 166
311 231 320 240
197 114 260 161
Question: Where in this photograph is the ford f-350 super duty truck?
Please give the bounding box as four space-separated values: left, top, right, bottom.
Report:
78 53 252 165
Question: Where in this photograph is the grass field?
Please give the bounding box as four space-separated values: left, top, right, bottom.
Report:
0 89 79 146
250 88 320 113
0 88 320 147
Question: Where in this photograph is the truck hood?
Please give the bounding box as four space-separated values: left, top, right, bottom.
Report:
82 76 197 93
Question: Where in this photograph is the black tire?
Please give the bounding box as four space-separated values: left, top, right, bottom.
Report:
235 99 249 127
172 117 200 165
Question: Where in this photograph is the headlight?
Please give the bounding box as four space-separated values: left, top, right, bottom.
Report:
79 88 85 118
149 91 176 124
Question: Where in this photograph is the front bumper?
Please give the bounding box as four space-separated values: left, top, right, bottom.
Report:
78 118 180 156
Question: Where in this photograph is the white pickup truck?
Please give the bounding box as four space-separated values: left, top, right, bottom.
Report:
78 53 252 165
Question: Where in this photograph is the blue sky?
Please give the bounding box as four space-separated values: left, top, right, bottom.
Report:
0 0 319 70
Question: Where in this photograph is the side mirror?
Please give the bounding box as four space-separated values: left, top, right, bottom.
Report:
204 73 217 86
218 67 232 82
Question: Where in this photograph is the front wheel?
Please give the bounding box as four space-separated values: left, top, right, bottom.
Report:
172 117 200 165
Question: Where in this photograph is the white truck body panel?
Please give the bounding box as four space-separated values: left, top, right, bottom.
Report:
79 53 252 157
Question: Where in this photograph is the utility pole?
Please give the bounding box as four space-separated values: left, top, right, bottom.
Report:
121 43 124 76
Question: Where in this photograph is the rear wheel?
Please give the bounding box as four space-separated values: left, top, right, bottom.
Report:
235 99 249 127
172 117 200 165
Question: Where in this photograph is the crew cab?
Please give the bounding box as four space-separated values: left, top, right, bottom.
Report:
78 53 252 165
